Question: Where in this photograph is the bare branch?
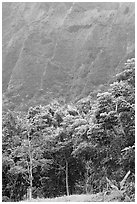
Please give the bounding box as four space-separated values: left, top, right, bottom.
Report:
106 177 119 191
120 170 131 190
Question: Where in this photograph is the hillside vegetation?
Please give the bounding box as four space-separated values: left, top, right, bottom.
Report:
3 2 135 110
2 58 135 202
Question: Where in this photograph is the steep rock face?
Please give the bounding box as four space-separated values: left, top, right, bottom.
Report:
2 2 135 110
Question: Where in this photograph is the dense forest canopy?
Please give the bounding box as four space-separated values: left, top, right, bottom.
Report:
2 58 135 201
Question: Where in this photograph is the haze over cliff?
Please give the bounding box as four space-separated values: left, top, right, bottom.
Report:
2 2 135 110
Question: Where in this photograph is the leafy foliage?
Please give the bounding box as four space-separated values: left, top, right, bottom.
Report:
2 58 135 201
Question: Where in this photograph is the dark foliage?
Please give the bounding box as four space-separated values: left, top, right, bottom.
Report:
2 59 135 201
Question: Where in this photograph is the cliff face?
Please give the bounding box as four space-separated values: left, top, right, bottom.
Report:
2 2 135 110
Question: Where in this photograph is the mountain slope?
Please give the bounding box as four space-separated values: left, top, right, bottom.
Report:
2 2 135 110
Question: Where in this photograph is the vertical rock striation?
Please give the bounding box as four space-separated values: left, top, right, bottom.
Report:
2 2 135 110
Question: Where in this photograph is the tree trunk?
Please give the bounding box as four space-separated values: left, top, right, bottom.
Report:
65 158 69 196
28 138 33 200
85 162 90 194
85 168 88 194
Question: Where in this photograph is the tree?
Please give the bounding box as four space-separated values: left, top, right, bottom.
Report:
2 58 135 201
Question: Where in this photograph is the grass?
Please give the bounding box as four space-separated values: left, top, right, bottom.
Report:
22 190 125 202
